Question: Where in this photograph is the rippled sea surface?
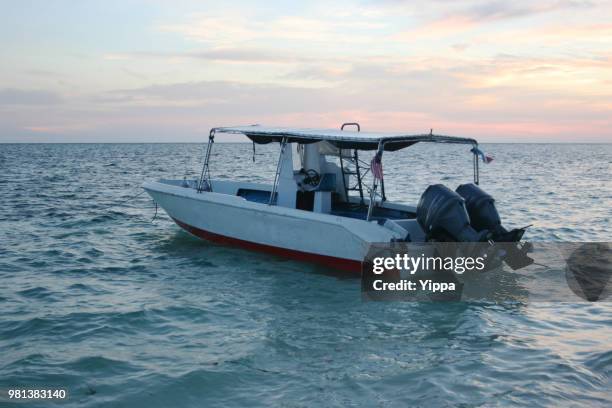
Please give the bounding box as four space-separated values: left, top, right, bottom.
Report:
1 143 611 407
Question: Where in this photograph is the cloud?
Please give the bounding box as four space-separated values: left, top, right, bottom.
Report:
101 58 612 123
461 0 592 22
0 88 61 105
158 14 386 48
3 73 610 142
191 49 304 63
452 43 470 52
394 0 595 39
105 48 312 64
454 53 612 97
280 65 351 81
105 81 344 113
484 23 612 49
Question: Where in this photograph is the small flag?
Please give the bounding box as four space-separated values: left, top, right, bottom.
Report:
371 152 384 180
471 147 494 164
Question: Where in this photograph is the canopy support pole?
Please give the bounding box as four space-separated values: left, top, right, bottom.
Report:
354 150 364 204
366 141 384 222
473 148 480 185
197 129 215 192
339 151 349 200
269 137 287 205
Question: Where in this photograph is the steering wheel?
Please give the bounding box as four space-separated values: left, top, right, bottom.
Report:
303 169 321 187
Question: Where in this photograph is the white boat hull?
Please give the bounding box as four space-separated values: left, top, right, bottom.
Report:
143 180 404 273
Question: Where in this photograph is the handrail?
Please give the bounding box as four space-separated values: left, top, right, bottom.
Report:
340 122 360 132
339 122 363 202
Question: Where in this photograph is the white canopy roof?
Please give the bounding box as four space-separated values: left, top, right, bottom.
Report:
214 125 478 151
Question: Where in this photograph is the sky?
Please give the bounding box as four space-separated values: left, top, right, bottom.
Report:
1 0 611 142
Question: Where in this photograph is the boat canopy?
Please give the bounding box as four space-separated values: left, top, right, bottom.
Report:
214 126 478 151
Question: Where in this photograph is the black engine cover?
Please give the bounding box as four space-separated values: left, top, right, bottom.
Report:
456 183 504 235
456 183 528 242
417 184 489 242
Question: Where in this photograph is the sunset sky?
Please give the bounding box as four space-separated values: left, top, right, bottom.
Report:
1 0 611 142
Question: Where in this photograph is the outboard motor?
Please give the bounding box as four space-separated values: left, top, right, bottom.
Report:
456 183 534 270
456 183 525 242
417 184 490 242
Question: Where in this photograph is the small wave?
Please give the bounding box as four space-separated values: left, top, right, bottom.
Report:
583 350 612 373
1 317 57 339
67 283 108 295
62 356 138 375
85 247 104 257
52 230 89 239
17 286 56 300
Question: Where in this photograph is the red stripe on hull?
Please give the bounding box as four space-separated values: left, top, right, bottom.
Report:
172 218 362 273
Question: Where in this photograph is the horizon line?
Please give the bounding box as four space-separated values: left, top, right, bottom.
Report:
2 141 610 145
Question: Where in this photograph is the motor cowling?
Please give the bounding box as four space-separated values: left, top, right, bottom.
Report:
456 183 525 242
456 183 504 234
417 184 489 242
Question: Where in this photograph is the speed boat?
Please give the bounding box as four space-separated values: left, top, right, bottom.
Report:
143 124 530 273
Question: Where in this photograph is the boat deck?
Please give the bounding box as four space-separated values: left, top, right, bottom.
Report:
236 186 415 223
161 179 416 223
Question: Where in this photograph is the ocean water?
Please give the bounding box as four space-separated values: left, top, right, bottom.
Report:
0 142 610 407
